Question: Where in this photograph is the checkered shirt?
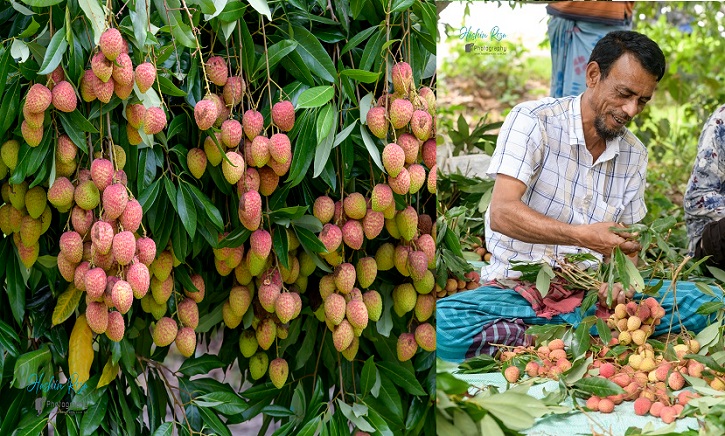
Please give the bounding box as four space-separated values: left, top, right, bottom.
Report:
481 94 648 280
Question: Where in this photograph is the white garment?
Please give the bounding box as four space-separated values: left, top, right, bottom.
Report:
481 94 648 280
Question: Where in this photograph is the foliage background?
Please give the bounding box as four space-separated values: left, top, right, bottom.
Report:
0 0 436 434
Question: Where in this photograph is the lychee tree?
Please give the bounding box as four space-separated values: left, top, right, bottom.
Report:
0 0 437 434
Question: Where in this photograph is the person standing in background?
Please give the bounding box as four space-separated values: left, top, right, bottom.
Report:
548 1 635 98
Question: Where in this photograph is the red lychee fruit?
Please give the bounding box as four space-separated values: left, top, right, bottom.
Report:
112 231 136 266
223 76 245 106
103 183 129 220
194 99 218 131
135 62 157 93
391 62 414 94
25 84 52 113
272 101 295 132
100 28 124 61
143 107 167 135
243 109 264 140
269 133 291 164
221 119 243 148
382 143 405 177
91 52 113 83
51 81 77 113
366 106 388 139
390 98 414 129
205 56 228 86
238 189 262 230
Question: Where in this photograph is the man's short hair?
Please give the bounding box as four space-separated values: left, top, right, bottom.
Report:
589 30 666 81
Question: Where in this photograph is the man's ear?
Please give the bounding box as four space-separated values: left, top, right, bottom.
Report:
585 61 601 88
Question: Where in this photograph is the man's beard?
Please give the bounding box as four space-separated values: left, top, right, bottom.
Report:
594 113 626 142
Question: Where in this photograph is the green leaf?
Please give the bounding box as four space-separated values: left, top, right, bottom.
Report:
59 109 99 133
253 40 297 80
535 264 554 298
359 124 385 172
296 415 322 436
196 392 248 415
376 361 426 396
20 0 63 6
177 184 198 239
217 1 247 21
296 86 334 109
16 416 49 436
6 249 25 325
0 80 20 140
316 103 336 144
390 0 415 13
294 226 327 254
179 354 225 377
197 406 232 436
38 27 68 75
247 0 271 20
596 318 612 345
273 227 290 270
78 0 106 45
696 301 724 315
314 127 335 179
151 422 173 436
157 75 187 97
12 346 51 389
337 400 374 432
573 377 625 397
286 113 316 187
361 357 377 395
0 50 12 99
131 0 149 49
290 25 336 82
340 69 380 83
436 373 471 395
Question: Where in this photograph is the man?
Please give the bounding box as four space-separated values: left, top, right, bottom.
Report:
437 31 719 363
547 1 635 97
684 104 725 268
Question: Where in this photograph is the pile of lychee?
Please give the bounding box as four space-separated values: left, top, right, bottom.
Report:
0 139 53 268
438 270 481 298
500 297 725 424
606 297 666 346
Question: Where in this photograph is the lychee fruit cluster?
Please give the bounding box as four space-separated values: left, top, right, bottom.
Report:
606 297 665 346
0 140 52 268
439 270 480 298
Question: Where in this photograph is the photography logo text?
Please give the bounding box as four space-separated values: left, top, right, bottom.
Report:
26 371 87 395
459 25 508 55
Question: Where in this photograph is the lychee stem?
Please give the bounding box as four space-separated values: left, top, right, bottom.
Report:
260 19 274 115
179 0 212 97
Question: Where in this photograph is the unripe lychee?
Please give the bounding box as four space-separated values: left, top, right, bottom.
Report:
17 240 39 269
173 327 195 358
86 301 109 334
23 186 46 220
205 56 228 86
414 293 435 322
355 257 377 289
243 109 264 140
256 318 277 351
269 358 289 389
175 300 198 331
143 106 167 135
249 351 269 380
151 251 174 281
250 136 271 168
51 81 77 112
366 106 388 139
238 330 258 358
111 231 135 266
153 317 178 347
229 285 252 317
391 62 414 94
222 151 245 184
21 121 43 147
375 243 395 271
272 101 295 132
183 148 207 179
99 28 124 61
397 332 417 362
333 319 354 352
334 263 356 294
396 206 418 241
393 283 417 316
324 293 346 325
23 105 45 129
135 62 156 93
25 84 52 113
313 196 335 224
273 292 296 324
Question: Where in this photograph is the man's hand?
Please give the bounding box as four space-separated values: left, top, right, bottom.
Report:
598 282 635 309
577 222 642 256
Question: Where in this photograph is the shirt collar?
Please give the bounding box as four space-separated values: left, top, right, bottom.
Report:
570 93 622 162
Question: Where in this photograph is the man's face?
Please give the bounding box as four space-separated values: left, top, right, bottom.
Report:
587 53 658 141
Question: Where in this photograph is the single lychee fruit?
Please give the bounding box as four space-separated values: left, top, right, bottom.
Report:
90 220 114 255
186 148 207 179
221 151 245 185
393 283 417 315
598 398 615 413
355 257 377 289
47 65 65 88
80 69 98 102
24 186 47 220
391 62 414 94
153 317 178 347
319 223 343 253
249 229 272 258
313 196 335 224
397 133 420 165
219 119 242 148
112 231 136 266
333 320 354 352
203 133 224 166
112 280 134 314
86 301 109 334
105 311 125 342
60 231 84 264
228 285 251 317
51 81 77 112
103 183 129 220
92 77 114 103
21 121 43 147
382 143 405 177
173 327 195 358
126 104 146 129
270 101 295 132
112 52 134 86
23 106 45 129
249 351 269 380
92 52 113 82
275 292 297 324
238 189 262 230
250 136 271 168
342 220 364 250
223 76 245 106
256 318 277 350
135 62 156 93
25 84 52 113
56 135 78 164
205 56 228 86
334 263 356 294
324 293 346 325
366 106 388 139
243 109 264 140
119 199 142 233
396 206 418 241
397 333 417 362
99 28 124 61
390 98 414 129
410 110 433 141
143 106 167 135
84 267 107 299
194 99 218 131
269 133 292 165
126 262 150 299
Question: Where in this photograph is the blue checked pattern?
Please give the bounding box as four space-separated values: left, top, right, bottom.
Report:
437 280 721 363
482 95 648 280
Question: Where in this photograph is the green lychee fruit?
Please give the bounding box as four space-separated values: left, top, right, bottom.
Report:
393 283 417 316
239 330 259 358
249 351 269 380
415 293 435 322
74 180 100 211
269 358 289 389
356 257 377 289
153 317 178 347
256 318 277 350
362 290 383 322
396 206 418 241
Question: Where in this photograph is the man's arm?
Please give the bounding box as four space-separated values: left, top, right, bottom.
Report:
489 174 641 256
